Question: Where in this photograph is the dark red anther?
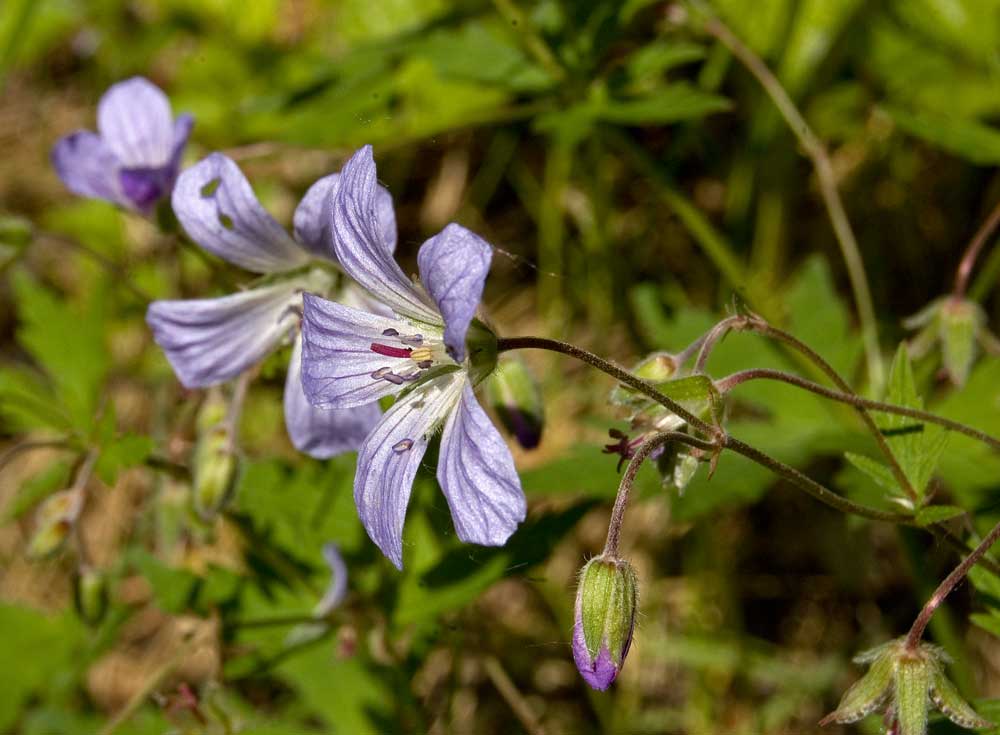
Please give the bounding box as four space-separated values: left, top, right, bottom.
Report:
370 343 412 359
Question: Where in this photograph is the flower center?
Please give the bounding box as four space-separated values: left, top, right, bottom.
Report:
368 328 450 385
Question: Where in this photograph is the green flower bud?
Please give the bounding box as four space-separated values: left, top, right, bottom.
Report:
193 390 237 520
939 298 982 387
74 567 109 625
572 555 639 690
28 488 83 559
485 356 544 449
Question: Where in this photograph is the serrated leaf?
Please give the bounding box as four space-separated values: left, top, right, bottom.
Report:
845 452 898 492
930 667 993 729
879 345 948 501
896 656 931 735
915 506 966 527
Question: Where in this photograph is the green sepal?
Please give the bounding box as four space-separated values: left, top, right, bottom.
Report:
822 647 894 724
939 298 982 387
895 654 930 735
929 665 992 730
466 319 499 386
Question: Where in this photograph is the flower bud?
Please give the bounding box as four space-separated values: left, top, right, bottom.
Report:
572 554 638 690
74 567 109 625
28 488 83 559
486 356 544 449
939 298 982 387
192 390 237 520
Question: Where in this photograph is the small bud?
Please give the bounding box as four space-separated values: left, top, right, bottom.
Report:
632 353 676 383
486 356 545 449
821 638 992 733
74 567 109 625
192 390 237 520
28 488 83 559
572 554 639 690
939 298 982 387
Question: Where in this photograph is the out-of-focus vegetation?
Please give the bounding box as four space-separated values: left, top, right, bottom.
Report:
4 1 1000 733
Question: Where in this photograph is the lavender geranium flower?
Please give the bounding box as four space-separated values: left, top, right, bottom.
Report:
300 145 526 569
52 77 192 214
147 152 391 457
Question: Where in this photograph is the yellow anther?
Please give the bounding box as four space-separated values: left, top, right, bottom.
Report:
410 347 433 363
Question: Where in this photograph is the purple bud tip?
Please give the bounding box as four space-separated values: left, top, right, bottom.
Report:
572 619 620 690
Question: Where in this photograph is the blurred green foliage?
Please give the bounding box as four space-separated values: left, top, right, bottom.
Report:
4 0 1000 733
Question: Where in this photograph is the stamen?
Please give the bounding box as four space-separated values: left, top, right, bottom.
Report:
400 334 424 346
410 347 433 363
382 328 399 337
416 360 433 370
370 343 412 359
371 367 392 379
382 373 405 385
393 439 414 453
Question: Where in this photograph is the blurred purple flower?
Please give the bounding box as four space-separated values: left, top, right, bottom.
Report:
301 145 526 569
147 152 392 458
52 77 192 214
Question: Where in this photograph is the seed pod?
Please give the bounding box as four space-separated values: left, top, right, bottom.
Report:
572 554 639 690
486 356 544 449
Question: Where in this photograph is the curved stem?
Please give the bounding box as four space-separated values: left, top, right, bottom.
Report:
500 336 910 523
697 12 883 391
954 198 1000 298
905 518 1000 649
496 336 714 435
603 432 717 557
716 367 1000 453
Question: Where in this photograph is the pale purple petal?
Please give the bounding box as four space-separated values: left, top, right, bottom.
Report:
416 224 492 362
437 383 525 546
172 153 310 274
293 172 397 260
97 77 175 167
354 373 465 568
572 619 620 691
331 146 439 324
51 131 125 206
171 114 194 165
314 542 348 616
300 293 419 409
147 283 299 388
284 333 382 458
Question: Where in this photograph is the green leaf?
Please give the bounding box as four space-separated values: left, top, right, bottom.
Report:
885 106 1000 166
96 434 154 485
844 452 898 493
12 270 110 433
879 345 949 502
915 506 966 527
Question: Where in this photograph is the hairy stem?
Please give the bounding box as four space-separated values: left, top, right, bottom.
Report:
604 432 717 557
955 198 1000 298
699 315 917 502
496 336 714 434
698 12 884 391
500 336 910 523
716 367 1000 452
905 518 1000 649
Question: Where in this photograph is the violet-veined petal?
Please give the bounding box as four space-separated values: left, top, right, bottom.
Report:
172 153 309 274
331 146 438 323
355 373 465 569
284 333 382 458
300 293 420 409
294 172 397 260
417 223 492 362
51 131 124 206
437 382 525 546
97 77 175 168
147 282 299 388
